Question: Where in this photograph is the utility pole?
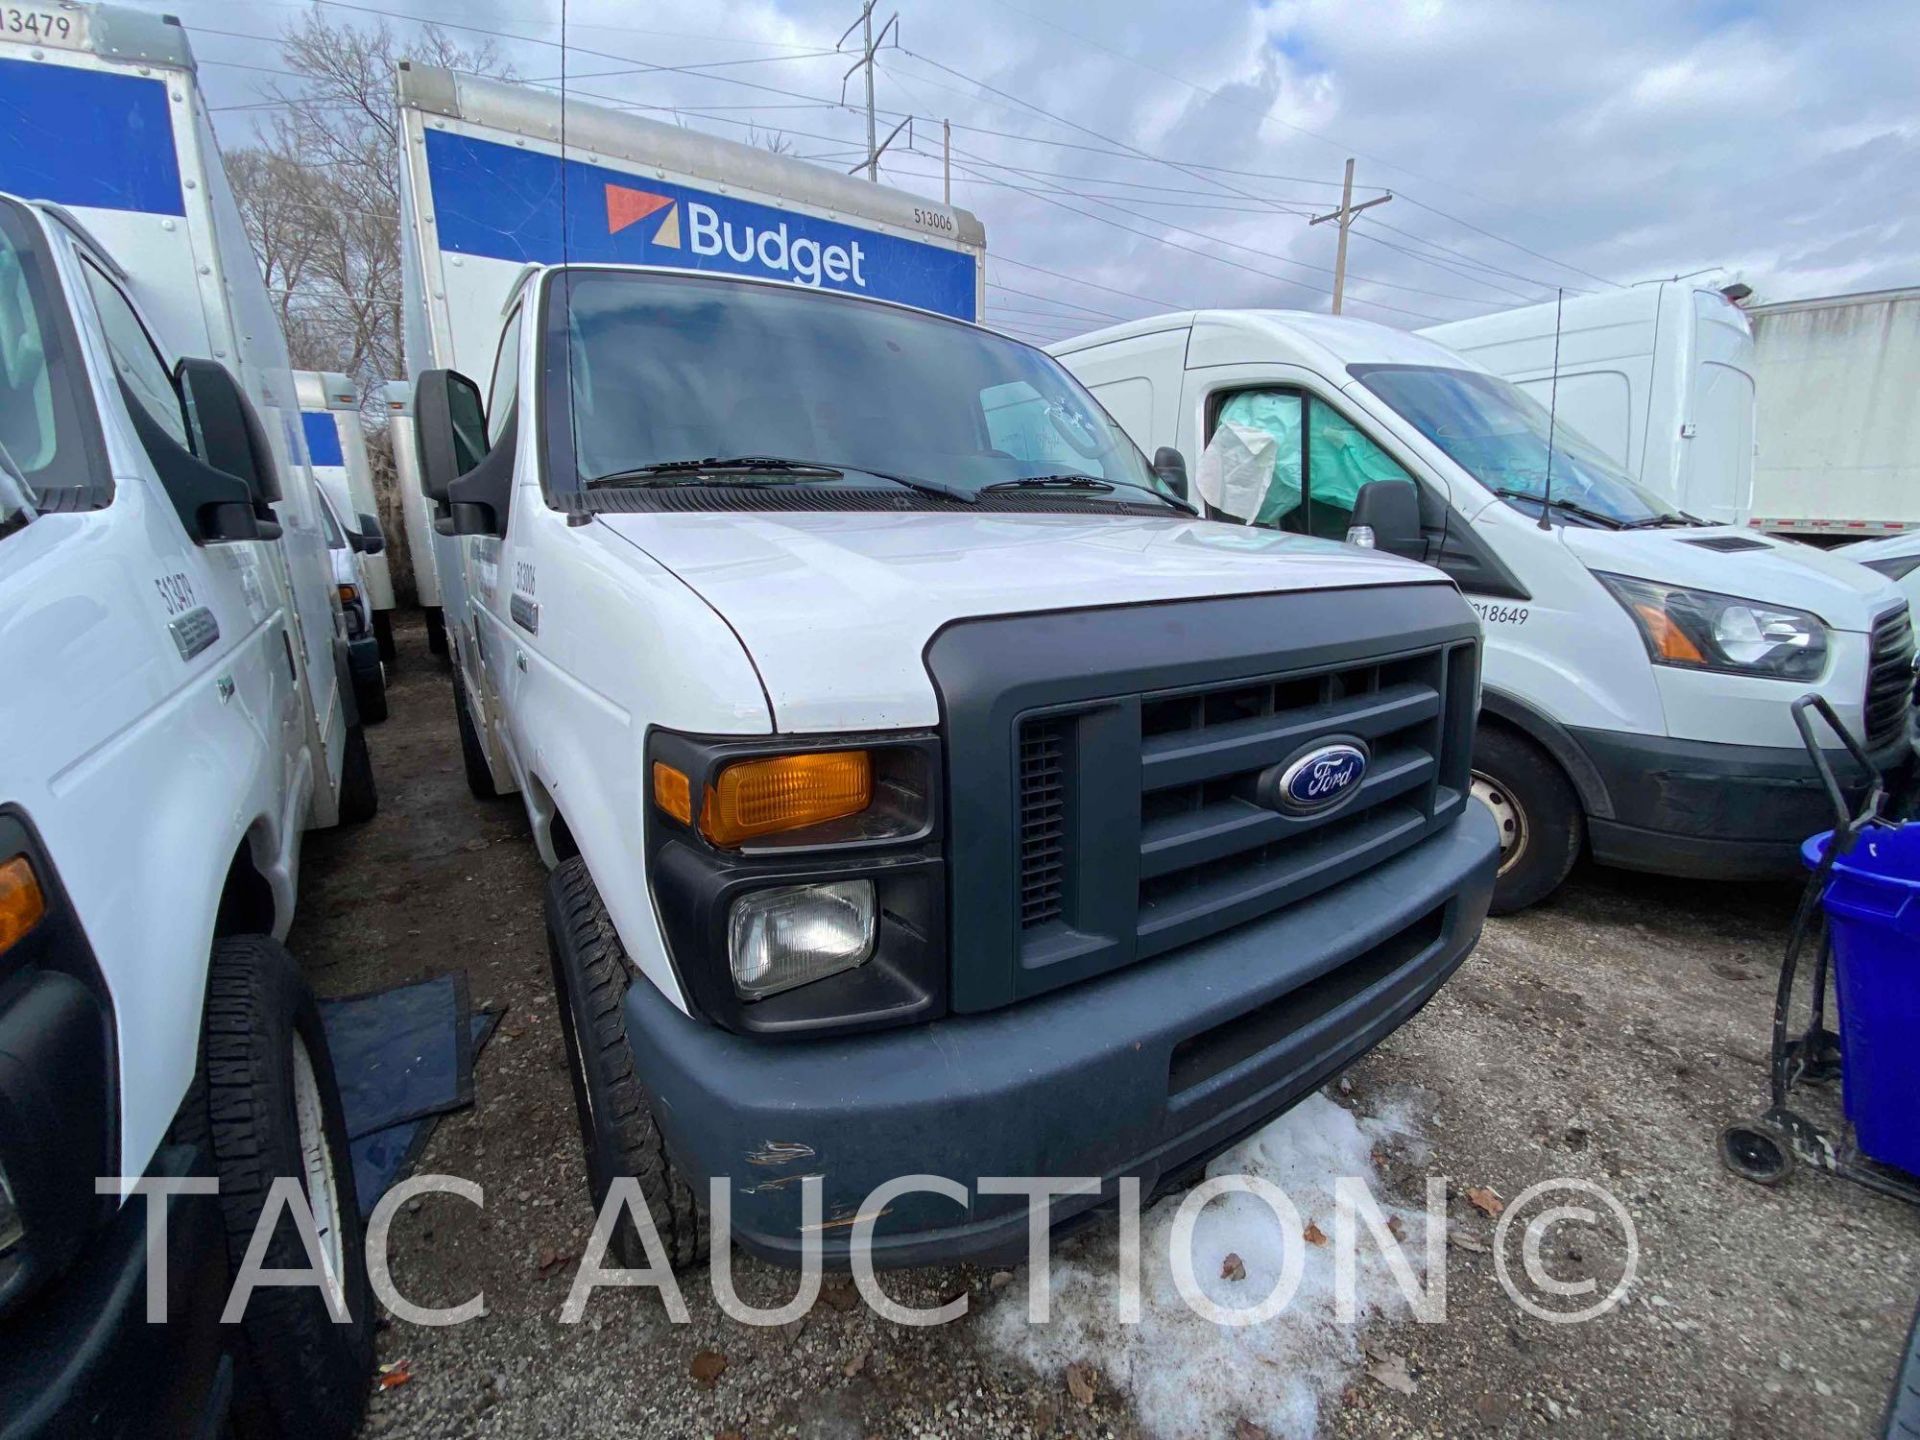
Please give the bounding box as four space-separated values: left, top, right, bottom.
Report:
943 118 951 205
1309 159 1393 314
838 0 898 181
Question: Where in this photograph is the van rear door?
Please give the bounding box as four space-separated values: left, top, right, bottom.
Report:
1678 292 1756 524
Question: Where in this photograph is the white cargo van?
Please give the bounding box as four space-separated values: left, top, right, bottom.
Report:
382 378 449 656
315 481 391 722
296 369 397 659
0 9 374 1435
1421 281 1758 525
400 68 1498 1269
1054 311 1914 911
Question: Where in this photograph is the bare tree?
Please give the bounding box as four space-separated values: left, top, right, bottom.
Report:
224 8 511 604
227 9 512 383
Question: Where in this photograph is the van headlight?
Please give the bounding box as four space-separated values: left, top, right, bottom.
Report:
1597 573 1829 680
729 880 876 999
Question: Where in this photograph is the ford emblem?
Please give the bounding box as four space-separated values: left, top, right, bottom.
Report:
1264 739 1370 816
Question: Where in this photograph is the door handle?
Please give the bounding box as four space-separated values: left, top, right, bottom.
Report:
516 652 527 673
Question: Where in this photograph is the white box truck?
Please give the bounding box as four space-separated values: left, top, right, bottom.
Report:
1421 281 1758 525
1744 287 1920 540
0 8 375 1435
1054 311 1914 912
399 67 1498 1269
296 369 397 659
382 378 449 657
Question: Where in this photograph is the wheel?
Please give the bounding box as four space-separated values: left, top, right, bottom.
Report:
424 607 448 659
352 666 388 726
452 673 499 801
1470 724 1583 914
546 856 706 1271
373 610 395 665
1719 1121 1796 1185
194 936 374 1440
336 721 378 824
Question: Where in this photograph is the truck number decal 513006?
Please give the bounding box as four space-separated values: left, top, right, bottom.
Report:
1471 601 1530 626
912 208 956 233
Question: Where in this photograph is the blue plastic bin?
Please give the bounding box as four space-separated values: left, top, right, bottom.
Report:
1803 826 1920 1177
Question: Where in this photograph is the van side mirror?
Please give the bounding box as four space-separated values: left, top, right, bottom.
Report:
352 512 385 555
135 358 279 545
1347 480 1423 559
414 368 488 512
1152 446 1189 502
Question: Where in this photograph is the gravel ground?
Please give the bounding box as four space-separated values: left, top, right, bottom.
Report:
290 614 1920 1440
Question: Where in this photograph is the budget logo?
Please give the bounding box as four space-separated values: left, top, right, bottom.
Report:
605 184 680 247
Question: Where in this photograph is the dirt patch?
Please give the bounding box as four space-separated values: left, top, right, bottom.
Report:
291 614 1920 1439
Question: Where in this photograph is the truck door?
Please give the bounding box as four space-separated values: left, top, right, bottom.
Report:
71 252 300 788
1678 292 1757 525
462 302 527 788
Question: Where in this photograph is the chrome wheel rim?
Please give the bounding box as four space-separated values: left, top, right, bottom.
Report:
291 1034 349 1313
1471 769 1528 876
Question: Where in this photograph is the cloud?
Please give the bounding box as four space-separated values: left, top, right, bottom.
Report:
173 0 1920 335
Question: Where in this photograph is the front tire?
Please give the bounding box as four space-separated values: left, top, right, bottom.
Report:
197 936 374 1440
352 665 388 726
1471 724 1582 914
546 856 706 1271
336 721 378 824
424 606 448 660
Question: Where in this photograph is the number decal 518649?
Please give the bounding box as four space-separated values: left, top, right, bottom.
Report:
1470 601 1531 627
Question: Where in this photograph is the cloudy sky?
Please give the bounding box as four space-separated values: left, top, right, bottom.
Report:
159 0 1920 344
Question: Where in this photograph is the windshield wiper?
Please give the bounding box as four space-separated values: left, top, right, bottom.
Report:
1491 487 1625 530
982 473 1197 514
585 456 845 487
586 454 977 505
1621 511 1699 529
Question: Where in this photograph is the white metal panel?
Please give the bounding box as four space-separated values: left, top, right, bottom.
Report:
1748 287 1920 532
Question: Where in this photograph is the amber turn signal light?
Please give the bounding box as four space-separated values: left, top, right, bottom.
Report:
0 855 45 955
652 761 694 826
701 751 872 846
1633 602 1706 664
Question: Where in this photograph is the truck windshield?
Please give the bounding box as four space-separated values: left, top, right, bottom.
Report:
0 198 100 519
547 271 1170 504
1351 364 1687 528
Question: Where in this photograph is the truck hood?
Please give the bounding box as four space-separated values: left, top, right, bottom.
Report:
595 511 1445 731
1558 525 1906 632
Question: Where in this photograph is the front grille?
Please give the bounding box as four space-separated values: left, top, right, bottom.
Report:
1131 649 1465 960
1866 607 1915 753
1017 719 1068 927
1013 640 1477 973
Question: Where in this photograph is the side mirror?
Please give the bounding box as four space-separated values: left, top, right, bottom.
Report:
1347 480 1424 559
1152 446 1189 502
176 358 281 504
352 511 385 556
142 358 281 544
413 368 488 508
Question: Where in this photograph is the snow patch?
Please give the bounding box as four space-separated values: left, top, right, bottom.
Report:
982 1089 1435 1440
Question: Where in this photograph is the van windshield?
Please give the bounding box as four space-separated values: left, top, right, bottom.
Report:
546 270 1174 507
1351 364 1687 528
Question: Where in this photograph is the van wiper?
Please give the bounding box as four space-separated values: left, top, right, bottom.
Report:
1491 487 1624 530
982 473 1197 514
585 456 845 487
587 455 976 504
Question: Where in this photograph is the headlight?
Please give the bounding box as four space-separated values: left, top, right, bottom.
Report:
1597 573 1828 680
728 879 876 999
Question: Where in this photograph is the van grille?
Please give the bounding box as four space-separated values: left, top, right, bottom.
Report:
1130 650 1461 960
1866 607 1915 753
1017 719 1069 927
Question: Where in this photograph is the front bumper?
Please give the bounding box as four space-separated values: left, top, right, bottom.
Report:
1574 725 1915 880
0 1144 231 1440
627 804 1498 1268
